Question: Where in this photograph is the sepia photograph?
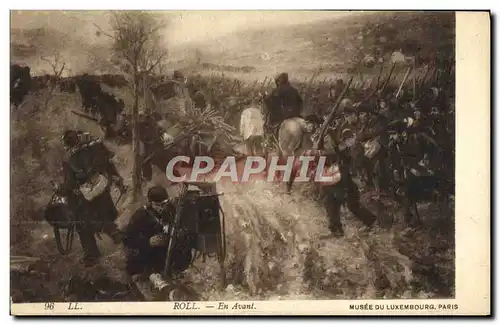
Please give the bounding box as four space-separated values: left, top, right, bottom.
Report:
8 9 490 316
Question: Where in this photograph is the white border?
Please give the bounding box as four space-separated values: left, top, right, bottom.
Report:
3 2 496 322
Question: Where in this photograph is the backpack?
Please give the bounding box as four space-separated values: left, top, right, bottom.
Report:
67 136 111 201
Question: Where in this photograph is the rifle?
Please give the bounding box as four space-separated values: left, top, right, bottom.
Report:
395 67 412 99
163 182 189 278
141 127 195 166
71 110 99 123
314 76 353 150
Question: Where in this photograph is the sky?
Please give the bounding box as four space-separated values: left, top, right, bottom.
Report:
10 10 354 46
9 10 357 76
165 11 353 45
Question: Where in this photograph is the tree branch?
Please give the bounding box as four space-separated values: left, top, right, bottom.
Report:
146 52 166 74
93 23 114 39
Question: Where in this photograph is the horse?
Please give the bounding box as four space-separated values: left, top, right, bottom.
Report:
277 117 316 157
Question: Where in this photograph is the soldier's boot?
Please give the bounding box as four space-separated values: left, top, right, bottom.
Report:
346 179 377 230
101 222 124 245
128 274 155 301
324 198 344 238
77 226 101 267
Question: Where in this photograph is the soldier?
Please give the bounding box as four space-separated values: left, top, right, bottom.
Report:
185 78 207 111
61 130 126 266
10 64 32 108
122 186 195 280
75 74 102 115
95 92 125 138
192 90 207 110
264 72 303 133
362 98 395 192
138 114 164 182
330 78 346 103
170 70 193 118
288 128 378 237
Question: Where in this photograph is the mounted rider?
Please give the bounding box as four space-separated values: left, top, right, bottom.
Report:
60 129 126 265
263 72 304 135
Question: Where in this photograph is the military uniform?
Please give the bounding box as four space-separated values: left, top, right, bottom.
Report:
62 131 125 264
356 109 395 192
264 73 303 133
288 132 377 236
320 146 377 236
123 186 195 278
138 115 164 181
192 90 207 110
10 64 32 108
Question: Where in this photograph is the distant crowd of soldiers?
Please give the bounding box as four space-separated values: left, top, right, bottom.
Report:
262 69 454 237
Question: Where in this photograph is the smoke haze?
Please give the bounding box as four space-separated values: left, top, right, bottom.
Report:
11 10 353 47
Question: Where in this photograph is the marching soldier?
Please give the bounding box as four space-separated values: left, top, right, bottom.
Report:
61 130 126 266
288 126 378 237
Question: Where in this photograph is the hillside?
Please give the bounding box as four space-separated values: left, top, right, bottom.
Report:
10 74 456 303
133 11 455 79
10 86 455 302
195 12 454 77
10 11 455 80
10 25 118 76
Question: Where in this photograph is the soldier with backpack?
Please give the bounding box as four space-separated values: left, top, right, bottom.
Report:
57 130 126 266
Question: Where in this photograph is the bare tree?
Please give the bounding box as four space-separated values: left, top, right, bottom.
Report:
40 52 66 109
95 11 168 202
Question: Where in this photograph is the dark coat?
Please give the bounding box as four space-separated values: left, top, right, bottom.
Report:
265 83 303 126
63 135 122 224
64 136 121 187
95 92 125 126
10 64 32 107
123 204 195 277
75 75 102 112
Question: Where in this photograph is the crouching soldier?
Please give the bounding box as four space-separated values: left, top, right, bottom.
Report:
123 186 196 284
